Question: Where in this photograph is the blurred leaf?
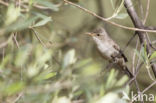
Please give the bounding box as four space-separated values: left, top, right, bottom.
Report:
36 0 59 11
150 51 156 60
62 49 77 69
6 16 39 32
34 45 53 66
43 72 57 80
105 69 117 89
68 0 80 3
96 92 128 103
115 75 128 86
100 85 105 96
34 12 50 19
115 0 124 14
143 44 148 61
32 17 52 27
14 45 30 67
37 50 53 66
122 91 130 101
27 65 39 77
81 62 101 76
134 49 144 62
110 0 115 10
29 0 34 6
114 13 128 19
5 4 20 25
52 96 71 103
0 54 11 69
34 71 57 81
107 0 125 20
74 58 92 68
4 82 25 95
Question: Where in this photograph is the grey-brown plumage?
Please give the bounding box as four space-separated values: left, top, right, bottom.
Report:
87 27 133 78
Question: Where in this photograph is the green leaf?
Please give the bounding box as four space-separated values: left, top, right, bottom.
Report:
150 51 156 60
143 44 148 61
5 4 20 25
105 69 118 89
114 13 128 19
4 82 25 95
43 72 57 80
134 49 144 62
110 0 115 10
6 16 39 32
116 75 128 86
14 45 30 67
81 63 101 76
62 49 77 69
68 0 80 3
0 54 11 69
74 58 92 68
36 0 59 11
33 17 52 27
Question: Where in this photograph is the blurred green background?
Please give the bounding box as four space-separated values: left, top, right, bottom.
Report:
0 0 156 103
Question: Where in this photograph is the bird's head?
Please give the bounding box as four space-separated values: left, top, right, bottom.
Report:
86 27 108 42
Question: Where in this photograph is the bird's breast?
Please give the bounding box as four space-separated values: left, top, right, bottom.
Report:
97 41 117 60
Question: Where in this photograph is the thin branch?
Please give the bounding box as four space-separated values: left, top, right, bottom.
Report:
143 0 150 24
152 40 156 45
0 0 8 6
123 32 137 52
12 33 20 49
13 92 23 103
124 0 156 78
31 28 46 48
142 80 156 93
0 41 8 49
2 48 5 62
132 37 139 74
63 0 156 33
146 66 155 81
138 0 144 21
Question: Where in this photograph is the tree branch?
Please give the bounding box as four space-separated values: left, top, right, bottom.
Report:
124 0 156 78
63 0 156 33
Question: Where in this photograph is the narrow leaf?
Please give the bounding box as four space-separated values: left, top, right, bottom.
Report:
114 13 128 19
33 17 52 27
36 0 59 11
150 51 156 60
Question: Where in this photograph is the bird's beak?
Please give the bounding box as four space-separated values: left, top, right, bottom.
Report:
85 32 96 36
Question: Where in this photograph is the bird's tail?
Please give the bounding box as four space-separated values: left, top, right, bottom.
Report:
123 66 133 78
117 61 133 78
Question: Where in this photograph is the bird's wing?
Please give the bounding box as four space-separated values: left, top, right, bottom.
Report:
112 41 128 62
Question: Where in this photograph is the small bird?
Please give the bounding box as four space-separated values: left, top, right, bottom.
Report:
87 27 133 78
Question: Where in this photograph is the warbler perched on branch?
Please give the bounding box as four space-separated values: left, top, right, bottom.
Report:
87 27 133 78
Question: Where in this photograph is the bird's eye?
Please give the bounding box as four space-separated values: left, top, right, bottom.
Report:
97 34 100 36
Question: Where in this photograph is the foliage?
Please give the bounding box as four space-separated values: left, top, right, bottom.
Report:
0 0 156 103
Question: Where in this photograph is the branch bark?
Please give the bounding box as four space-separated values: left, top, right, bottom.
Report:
124 0 156 78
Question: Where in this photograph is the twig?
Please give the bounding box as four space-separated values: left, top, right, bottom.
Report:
31 28 46 48
143 0 150 24
142 80 156 93
132 37 139 74
123 32 137 52
0 41 8 49
0 0 8 6
152 40 156 44
124 0 156 78
12 33 20 49
63 0 156 33
13 92 23 103
138 0 144 21
2 48 5 62
146 66 155 81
